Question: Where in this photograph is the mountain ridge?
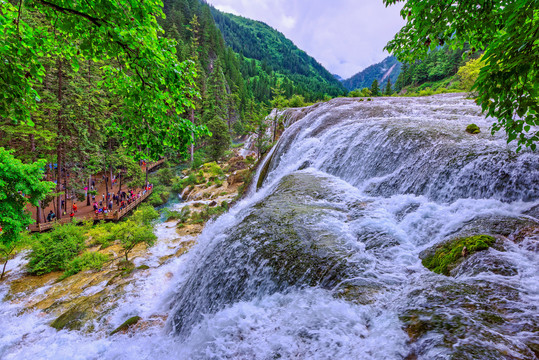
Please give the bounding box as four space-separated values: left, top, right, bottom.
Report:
342 56 402 91
209 7 347 99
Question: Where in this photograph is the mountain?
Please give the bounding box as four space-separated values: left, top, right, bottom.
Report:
209 8 347 99
333 74 344 81
342 56 402 91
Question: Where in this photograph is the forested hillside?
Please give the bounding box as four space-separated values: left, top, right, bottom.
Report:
209 7 347 101
394 45 473 92
342 56 401 91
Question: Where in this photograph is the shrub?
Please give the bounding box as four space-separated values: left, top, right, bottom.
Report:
205 162 224 177
288 94 305 107
87 222 116 248
156 167 174 186
148 185 170 206
172 173 198 193
60 252 109 279
162 206 190 222
132 204 160 225
28 223 86 275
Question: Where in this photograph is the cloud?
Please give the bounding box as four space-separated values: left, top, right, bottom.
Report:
213 4 240 15
280 15 297 30
207 0 405 78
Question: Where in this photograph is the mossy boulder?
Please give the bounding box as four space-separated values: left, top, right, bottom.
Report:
466 123 481 134
421 235 496 275
50 292 105 331
109 316 141 335
171 172 379 337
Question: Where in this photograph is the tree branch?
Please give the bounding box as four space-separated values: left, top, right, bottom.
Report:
36 0 104 27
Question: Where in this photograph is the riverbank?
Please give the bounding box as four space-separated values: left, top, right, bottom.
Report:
1 152 258 337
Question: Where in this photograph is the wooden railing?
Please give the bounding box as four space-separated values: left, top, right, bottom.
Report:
94 187 153 222
147 159 165 172
31 187 153 233
33 217 75 232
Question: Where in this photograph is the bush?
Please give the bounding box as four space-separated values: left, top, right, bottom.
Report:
288 94 305 107
205 162 224 177
156 167 174 186
162 206 190 222
148 185 170 206
60 252 109 279
132 204 160 225
28 223 86 275
190 150 206 170
172 173 198 193
87 222 116 248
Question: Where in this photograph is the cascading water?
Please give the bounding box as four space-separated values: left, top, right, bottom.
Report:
1 94 538 359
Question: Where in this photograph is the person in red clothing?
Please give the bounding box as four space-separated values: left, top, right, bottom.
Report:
70 211 75 218
73 203 78 213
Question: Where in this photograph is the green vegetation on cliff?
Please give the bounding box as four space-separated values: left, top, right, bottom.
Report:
210 8 346 101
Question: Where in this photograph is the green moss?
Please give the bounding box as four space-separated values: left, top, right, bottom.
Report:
422 235 496 275
109 316 141 336
51 308 87 330
466 123 481 134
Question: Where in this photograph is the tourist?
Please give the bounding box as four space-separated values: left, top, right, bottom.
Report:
46 210 56 222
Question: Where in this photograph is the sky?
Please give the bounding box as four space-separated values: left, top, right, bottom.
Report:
206 0 405 79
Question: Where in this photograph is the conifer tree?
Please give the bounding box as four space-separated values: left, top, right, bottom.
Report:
384 79 393 96
371 80 381 96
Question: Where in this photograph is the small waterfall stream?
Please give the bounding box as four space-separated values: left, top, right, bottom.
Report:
1 94 538 359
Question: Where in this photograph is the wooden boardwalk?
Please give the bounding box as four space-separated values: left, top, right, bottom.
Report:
30 187 154 233
146 159 165 172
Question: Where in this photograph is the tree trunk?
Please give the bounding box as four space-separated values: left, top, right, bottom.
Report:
56 59 63 220
1 257 8 280
64 163 68 213
108 139 113 190
190 109 195 163
273 113 277 143
87 175 91 206
104 167 109 203
36 201 42 225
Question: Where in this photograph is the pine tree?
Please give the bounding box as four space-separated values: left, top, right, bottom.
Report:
384 79 393 96
370 79 380 97
203 59 231 160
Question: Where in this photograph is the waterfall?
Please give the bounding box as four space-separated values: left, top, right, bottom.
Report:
1 94 537 359
167 94 539 359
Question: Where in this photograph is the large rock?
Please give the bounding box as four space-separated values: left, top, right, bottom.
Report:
170 171 379 337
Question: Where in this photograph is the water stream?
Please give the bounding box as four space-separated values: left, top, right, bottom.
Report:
1 94 538 359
